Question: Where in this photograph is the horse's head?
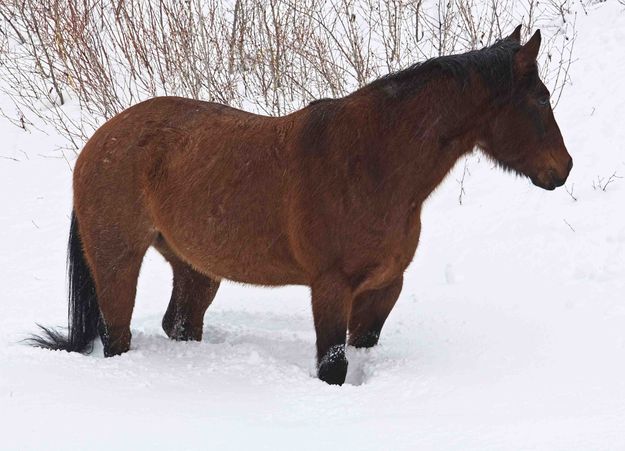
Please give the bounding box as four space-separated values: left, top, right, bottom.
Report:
479 26 572 190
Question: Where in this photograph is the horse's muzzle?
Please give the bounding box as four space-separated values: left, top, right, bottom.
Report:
532 157 573 191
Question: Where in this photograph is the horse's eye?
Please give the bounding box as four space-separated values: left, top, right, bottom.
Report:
538 97 551 107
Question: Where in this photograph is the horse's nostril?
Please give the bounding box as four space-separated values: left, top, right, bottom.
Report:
548 169 557 180
567 158 573 172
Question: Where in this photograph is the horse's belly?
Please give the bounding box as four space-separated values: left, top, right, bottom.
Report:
149 190 306 286
174 226 306 286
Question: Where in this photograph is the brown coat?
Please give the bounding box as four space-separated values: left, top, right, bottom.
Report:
31 27 571 385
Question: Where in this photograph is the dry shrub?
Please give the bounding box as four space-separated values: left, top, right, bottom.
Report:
0 0 578 151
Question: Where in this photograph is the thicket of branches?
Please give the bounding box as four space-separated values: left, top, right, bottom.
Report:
0 0 577 151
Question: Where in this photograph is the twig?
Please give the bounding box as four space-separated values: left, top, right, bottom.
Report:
602 172 622 192
456 157 470 205
564 183 577 201
0 9 26 44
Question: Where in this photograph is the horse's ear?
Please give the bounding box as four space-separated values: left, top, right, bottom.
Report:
515 29 541 73
507 24 522 43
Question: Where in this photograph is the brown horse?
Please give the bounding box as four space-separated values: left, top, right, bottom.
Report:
30 26 572 385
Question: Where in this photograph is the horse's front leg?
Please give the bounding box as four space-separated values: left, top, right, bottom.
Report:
348 276 403 348
311 272 353 385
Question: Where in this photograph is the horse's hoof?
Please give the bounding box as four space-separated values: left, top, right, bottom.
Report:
163 316 202 341
348 331 380 349
318 347 348 385
102 335 131 357
166 328 202 342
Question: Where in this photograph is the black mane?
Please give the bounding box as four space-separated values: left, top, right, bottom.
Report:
361 38 521 98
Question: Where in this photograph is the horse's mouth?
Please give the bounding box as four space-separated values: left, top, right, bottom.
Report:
532 179 557 190
531 169 567 191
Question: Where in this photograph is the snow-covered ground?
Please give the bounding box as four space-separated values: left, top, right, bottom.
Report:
1 3 624 450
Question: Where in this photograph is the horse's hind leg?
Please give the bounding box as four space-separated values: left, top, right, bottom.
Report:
154 236 220 341
78 222 154 357
348 276 403 348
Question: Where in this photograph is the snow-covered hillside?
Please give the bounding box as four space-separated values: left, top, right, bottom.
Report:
1 2 624 450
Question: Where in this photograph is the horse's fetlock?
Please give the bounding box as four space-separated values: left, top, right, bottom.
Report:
163 312 202 341
101 324 131 357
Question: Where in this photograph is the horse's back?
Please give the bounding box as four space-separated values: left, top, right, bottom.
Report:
73 97 246 213
73 97 305 285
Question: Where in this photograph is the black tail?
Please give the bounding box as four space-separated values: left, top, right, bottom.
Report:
26 211 100 353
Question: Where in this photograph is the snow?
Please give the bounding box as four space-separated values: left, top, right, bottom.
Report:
1 2 624 450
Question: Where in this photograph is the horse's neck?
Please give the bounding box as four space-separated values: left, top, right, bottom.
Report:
372 77 492 205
